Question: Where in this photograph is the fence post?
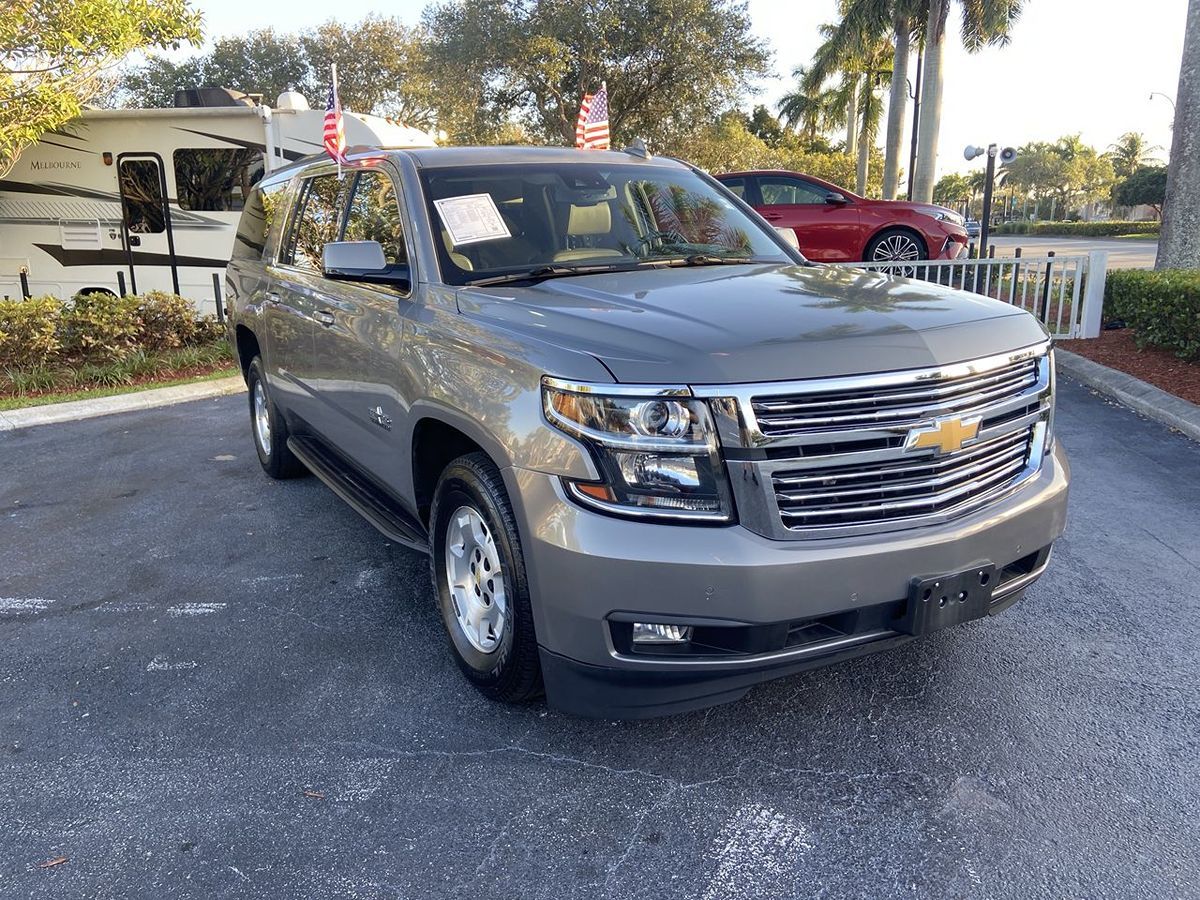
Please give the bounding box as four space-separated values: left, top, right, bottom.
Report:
212 272 225 324
1079 250 1108 339
1039 251 1056 322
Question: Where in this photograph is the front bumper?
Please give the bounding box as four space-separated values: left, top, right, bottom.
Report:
506 442 1069 718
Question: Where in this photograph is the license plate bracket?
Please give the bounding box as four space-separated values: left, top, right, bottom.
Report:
899 565 997 636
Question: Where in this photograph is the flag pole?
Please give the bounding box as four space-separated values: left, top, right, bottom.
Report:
331 62 342 180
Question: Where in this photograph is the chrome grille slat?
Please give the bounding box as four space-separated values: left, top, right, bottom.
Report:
775 442 1028 504
773 429 1028 487
776 455 1028 522
754 370 1039 432
754 360 1037 413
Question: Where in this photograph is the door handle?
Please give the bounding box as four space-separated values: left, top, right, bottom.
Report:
762 212 783 220
313 309 336 327
264 292 281 306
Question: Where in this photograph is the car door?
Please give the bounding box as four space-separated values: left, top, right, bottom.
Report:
307 165 414 486
751 175 862 262
116 154 179 294
264 170 348 429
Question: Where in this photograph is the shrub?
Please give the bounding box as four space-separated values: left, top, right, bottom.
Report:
135 290 201 350
0 295 61 368
1104 269 1200 361
994 220 1160 238
60 291 142 363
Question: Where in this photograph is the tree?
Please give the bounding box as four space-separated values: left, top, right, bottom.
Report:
1 0 201 176
420 0 771 146
932 172 970 206
1113 165 1168 218
1158 0 1200 269
1106 131 1161 179
1003 135 1114 219
911 0 1024 202
120 18 445 129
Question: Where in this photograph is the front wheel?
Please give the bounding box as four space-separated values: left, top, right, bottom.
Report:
430 452 542 704
865 229 928 271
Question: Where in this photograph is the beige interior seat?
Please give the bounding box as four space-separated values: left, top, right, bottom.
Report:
553 203 624 262
441 229 473 271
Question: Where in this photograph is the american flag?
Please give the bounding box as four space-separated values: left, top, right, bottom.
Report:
575 82 610 150
323 75 346 165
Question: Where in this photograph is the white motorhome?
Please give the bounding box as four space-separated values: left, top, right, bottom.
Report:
0 88 437 313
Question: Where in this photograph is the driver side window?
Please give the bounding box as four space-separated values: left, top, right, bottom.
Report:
758 177 828 206
344 170 407 265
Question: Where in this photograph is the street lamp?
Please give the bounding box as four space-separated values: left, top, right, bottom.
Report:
964 143 1016 261
1149 91 1177 113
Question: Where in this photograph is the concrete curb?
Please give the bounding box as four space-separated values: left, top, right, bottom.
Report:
1057 349 1200 443
0 376 246 432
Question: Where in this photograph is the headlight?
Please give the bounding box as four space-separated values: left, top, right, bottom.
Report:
922 208 964 227
542 378 734 522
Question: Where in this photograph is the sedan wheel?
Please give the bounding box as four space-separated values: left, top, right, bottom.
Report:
871 232 923 262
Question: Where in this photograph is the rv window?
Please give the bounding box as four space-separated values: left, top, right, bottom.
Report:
174 148 260 212
119 159 166 234
284 174 347 271
231 178 288 262
343 171 407 265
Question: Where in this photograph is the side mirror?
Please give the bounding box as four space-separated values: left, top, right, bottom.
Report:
321 240 409 290
322 241 387 278
773 226 800 251
825 192 849 205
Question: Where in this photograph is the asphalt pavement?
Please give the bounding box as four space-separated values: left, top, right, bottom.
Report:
987 235 1157 269
1 378 1198 899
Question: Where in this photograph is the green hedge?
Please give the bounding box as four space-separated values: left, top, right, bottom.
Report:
1104 269 1200 361
994 221 1160 237
0 291 222 369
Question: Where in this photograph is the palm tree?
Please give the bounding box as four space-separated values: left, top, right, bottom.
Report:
1158 0 1200 269
1107 132 1162 179
911 0 1024 202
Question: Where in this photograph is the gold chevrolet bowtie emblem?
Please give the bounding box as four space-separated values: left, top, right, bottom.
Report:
905 415 981 455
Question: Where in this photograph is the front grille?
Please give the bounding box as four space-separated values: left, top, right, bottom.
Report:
696 343 1054 539
771 426 1034 529
751 356 1039 436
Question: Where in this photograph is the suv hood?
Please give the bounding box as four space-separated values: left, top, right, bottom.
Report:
456 263 1046 384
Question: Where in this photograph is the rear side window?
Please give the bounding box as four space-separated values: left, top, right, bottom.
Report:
231 177 289 262
343 170 407 265
719 177 747 199
174 148 261 211
282 173 346 271
758 176 828 206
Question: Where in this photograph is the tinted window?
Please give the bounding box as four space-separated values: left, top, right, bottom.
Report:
343 170 406 265
231 177 289 262
174 148 260 211
119 159 165 233
758 176 828 206
719 177 747 199
283 173 346 271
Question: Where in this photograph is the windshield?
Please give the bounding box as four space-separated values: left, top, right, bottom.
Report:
418 162 794 286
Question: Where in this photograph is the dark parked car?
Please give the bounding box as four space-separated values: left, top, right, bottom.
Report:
715 170 970 264
226 146 1067 718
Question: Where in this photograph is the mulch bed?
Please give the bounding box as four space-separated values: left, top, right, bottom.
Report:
0 362 236 403
1059 329 1200 406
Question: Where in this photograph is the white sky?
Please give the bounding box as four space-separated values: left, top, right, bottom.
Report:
186 0 1186 176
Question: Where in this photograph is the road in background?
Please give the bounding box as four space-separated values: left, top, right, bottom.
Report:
1 381 1198 899
987 235 1157 269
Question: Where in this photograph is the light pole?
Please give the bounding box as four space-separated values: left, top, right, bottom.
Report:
1149 91 1177 112
906 45 923 201
964 143 1016 261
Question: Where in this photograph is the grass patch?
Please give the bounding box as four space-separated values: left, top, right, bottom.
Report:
0 366 239 411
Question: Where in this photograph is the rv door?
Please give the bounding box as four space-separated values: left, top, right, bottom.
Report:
117 154 180 294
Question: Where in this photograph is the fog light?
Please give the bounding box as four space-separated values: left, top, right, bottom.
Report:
632 622 693 644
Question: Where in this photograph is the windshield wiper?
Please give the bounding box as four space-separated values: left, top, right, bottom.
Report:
641 254 774 268
465 264 631 288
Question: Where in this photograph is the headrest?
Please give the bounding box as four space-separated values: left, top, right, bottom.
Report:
567 202 611 236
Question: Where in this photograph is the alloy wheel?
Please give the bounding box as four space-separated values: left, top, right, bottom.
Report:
444 505 508 653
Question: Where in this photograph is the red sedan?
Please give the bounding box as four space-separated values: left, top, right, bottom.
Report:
714 170 969 264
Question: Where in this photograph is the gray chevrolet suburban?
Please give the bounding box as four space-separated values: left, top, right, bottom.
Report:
226 146 1069 718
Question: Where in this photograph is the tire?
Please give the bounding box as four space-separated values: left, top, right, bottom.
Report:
246 356 306 479
865 228 928 265
430 452 542 704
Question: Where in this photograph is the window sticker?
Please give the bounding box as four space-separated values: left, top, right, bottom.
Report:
433 193 512 246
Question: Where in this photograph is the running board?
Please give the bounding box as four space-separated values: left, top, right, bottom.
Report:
288 435 430 553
